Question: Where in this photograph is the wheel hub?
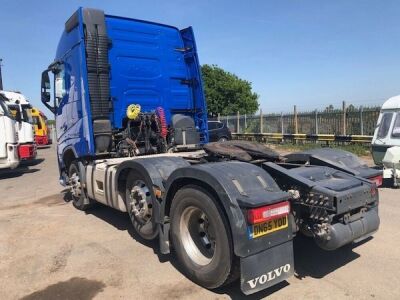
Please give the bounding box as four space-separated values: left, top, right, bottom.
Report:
129 180 153 224
180 206 216 266
70 173 82 198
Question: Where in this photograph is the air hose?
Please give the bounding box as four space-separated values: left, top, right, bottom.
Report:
156 107 168 138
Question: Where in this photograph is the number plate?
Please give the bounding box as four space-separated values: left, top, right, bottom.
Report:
247 216 288 239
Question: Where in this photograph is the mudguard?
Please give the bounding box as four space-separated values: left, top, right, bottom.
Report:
164 161 292 257
284 148 382 179
115 156 190 222
164 161 295 294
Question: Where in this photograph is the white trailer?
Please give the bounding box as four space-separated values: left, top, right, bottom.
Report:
371 95 400 187
0 95 19 169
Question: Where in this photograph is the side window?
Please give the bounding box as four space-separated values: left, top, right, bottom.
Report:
208 122 216 130
392 113 400 138
55 64 66 107
377 113 393 139
217 122 224 129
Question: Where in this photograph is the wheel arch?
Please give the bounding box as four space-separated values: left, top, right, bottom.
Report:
163 162 291 257
62 147 78 172
114 156 191 217
163 165 249 257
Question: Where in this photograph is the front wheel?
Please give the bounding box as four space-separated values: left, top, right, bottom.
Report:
170 186 238 289
68 161 94 211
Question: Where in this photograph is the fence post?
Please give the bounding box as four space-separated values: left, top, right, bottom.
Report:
281 112 284 143
315 110 318 135
294 105 298 134
217 113 220 122
342 101 347 135
244 114 247 133
360 106 364 135
236 111 240 134
260 109 263 134
226 115 228 130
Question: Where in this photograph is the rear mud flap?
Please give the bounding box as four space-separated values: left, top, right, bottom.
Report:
240 240 294 295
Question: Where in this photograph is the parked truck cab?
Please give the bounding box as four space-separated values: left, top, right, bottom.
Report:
0 94 19 169
0 91 36 160
41 7 208 181
31 107 52 146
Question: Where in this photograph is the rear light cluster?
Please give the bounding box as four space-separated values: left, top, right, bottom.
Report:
247 201 290 224
369 175 383 187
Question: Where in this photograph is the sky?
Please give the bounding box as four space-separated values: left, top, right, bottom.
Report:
1 0 400 115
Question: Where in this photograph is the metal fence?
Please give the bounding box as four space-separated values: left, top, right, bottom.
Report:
216 103 380 136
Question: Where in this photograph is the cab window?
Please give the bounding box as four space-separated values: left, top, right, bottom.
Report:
377 113 393 139
55 64 66 107
0 100 11 117
21 104 33 124
392 113 400 138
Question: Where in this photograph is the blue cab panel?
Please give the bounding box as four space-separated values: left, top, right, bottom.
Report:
53 7 208 174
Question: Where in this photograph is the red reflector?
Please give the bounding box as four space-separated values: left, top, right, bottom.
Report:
369 175 383 187
248 201 290 224
18 144 36 159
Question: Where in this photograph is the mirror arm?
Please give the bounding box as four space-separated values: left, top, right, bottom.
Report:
48 60 62 73
43 101 56 114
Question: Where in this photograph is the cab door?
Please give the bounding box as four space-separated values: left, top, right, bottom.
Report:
54 63 69 142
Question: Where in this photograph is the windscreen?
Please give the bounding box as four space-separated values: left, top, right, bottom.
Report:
21 104 33 124
8 104 20 120
377 112 393 139
0 99 12 117
392 113 400 138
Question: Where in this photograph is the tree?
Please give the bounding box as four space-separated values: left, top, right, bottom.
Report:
324 104 334 112
201 64 259 117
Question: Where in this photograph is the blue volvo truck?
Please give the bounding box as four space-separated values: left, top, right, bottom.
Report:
41 8 380 295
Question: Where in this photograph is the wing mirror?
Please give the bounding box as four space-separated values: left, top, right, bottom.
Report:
41 61 61 114
41 71 51 104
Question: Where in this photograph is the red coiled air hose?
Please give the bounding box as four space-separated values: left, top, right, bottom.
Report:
156 107 168 138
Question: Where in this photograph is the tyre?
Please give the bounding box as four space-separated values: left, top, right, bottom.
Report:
125 171 158 240
68 161 94 211
218 137 228 142
170 185 238 289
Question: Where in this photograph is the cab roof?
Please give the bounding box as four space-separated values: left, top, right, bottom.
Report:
0 90 30 105
382 95 400 110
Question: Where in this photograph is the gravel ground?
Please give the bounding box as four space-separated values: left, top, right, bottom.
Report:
0 146 399 300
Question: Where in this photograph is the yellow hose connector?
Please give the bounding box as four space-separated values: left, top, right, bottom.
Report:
127 104 141 120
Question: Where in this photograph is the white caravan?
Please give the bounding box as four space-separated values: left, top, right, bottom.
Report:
371 95 400 187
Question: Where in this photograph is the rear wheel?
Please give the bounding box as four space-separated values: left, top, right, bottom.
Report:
68 161 94 211
125 171 158 240
218 137 228 142
170 186 238 289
